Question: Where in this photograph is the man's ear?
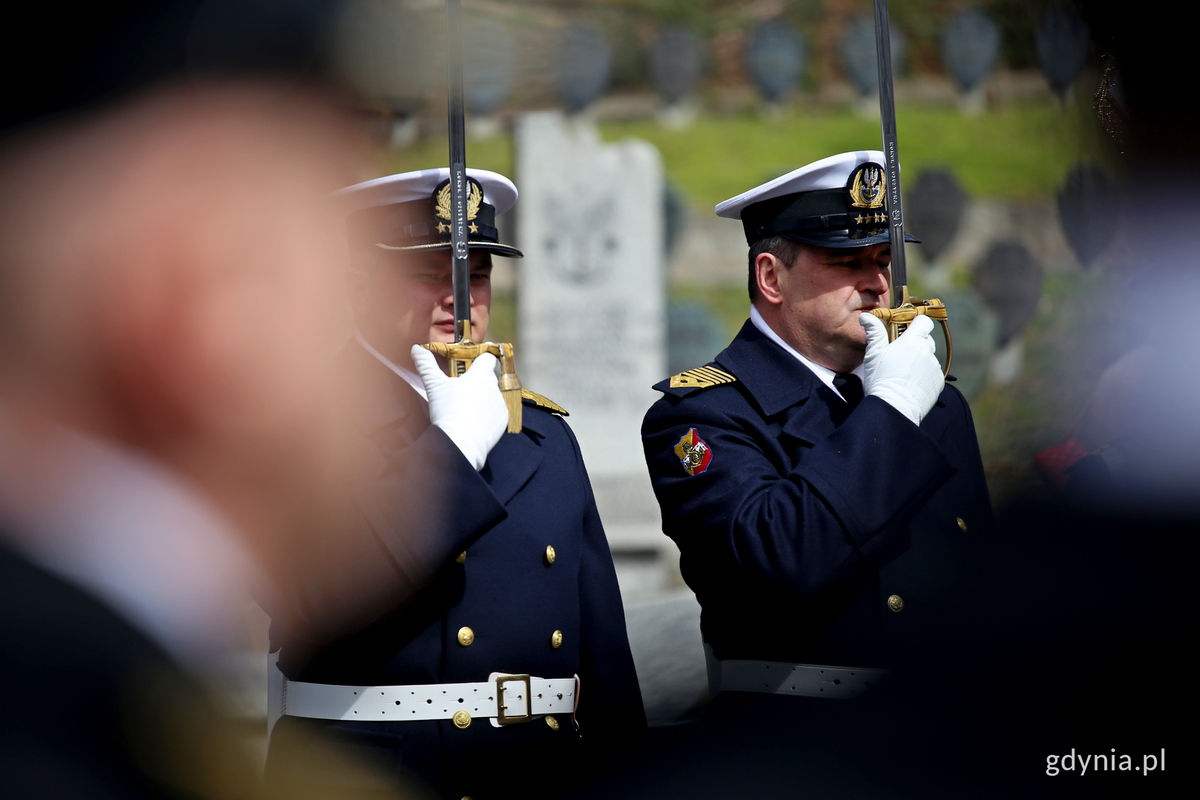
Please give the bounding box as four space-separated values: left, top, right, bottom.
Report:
755 252 786 306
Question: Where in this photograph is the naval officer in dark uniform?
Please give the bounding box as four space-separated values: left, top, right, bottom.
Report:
266 168 644 800
642 151 992 701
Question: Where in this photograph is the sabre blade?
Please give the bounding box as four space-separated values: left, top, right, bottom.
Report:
430 1 525 425
873 0 908 307
446 0 471 343
869 0 953 373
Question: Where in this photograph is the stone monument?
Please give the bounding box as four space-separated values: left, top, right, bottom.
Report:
554 21 612 114
647 25 705 128
1057 162 1122 269
973 240 1044 384
937 290 1000 400
907 167 969 287
745 20 806 111
941 9 1000 114
1035 4 1091 101
463 17 514 135
330 0 435 147
840 14 906 116
515 112 669 596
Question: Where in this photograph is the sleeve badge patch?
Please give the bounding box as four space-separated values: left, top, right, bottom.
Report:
674 428 713 476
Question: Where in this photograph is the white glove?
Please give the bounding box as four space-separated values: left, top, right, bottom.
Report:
411 345 507 471
859 313 944 426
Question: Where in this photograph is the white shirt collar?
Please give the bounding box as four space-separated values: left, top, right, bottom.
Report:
0 408 267 673
749 305 863 401
355 329 427 401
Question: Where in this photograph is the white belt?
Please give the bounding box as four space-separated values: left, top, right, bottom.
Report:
704 645 885 700
280 671 578 727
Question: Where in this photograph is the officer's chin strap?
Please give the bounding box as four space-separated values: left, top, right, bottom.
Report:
421 336 523 433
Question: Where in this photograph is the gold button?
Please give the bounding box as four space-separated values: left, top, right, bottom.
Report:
457 626 475 646
545 545 556 565
550 630 563 649
456 551 467 563
545 715 560 730
956 517 967 532
452 710 471 729
887 594 904 613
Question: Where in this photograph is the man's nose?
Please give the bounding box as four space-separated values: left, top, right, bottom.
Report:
863 266 890 294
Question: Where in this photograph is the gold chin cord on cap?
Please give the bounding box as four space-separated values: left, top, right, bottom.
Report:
868 287 954 378
421 327 524 434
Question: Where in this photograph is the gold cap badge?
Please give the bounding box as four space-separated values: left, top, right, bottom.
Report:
434 177 483 234
848 163 885 209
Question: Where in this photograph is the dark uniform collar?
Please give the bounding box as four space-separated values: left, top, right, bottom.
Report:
714 320 824 418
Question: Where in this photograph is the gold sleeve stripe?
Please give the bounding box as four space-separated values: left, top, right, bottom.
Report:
669 366 737 389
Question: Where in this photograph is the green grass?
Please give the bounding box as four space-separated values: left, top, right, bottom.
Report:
384 99 1105 210
601 103 1101 207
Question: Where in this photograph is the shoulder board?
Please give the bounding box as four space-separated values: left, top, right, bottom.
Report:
520 388 568 416
669 365 737 390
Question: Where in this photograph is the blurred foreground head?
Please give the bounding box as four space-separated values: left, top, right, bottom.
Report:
0 1 371 592
0 7 443 797
1056 8 1200 515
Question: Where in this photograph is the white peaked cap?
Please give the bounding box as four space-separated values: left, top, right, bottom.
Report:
716 151 885 219
334 167 518 215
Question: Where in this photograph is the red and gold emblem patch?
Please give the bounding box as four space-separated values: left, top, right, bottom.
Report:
674 428 713 476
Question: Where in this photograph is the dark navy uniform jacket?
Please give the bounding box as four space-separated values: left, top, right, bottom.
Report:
0 543 269 800
641 320 992 668
267 342 644 799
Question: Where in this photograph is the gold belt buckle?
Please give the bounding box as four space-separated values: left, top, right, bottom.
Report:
495 674 532 725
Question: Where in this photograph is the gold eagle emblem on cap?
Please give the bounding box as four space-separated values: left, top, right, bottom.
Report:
434 179 483 234
848 164 885 209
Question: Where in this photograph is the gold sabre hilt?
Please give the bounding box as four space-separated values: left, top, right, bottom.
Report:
869 294 953 377
421 338 523 433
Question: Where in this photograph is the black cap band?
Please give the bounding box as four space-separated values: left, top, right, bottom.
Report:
739 162 921 249
346 199 500 251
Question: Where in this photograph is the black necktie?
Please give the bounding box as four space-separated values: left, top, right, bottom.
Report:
833 372 863 408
